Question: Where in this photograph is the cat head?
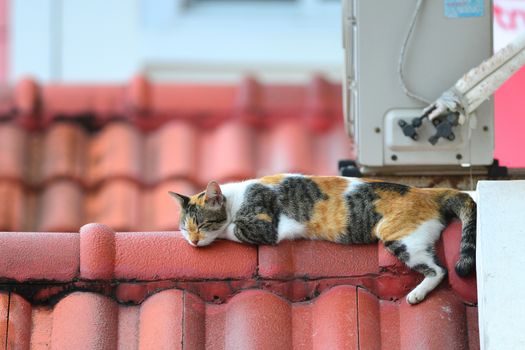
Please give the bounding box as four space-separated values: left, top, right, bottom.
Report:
169 181 228 247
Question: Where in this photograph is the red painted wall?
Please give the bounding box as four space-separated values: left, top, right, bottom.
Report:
494 1 525 168
495 66 525 168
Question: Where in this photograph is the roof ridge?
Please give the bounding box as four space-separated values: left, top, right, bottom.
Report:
0 223 477 305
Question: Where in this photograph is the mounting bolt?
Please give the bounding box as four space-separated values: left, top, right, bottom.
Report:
456 154 462 160
374 127 381 133
391 154 398 161
483 125 489 132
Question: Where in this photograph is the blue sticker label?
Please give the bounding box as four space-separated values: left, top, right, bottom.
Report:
444 0 484 18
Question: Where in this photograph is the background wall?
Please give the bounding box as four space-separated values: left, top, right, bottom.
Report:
9 0 342 83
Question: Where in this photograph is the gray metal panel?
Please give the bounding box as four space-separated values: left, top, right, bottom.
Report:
344 0 494 167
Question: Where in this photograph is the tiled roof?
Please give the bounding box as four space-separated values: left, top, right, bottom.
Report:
2 287 479 349
1 223 478 349
0 76 353 232
0 77 478 349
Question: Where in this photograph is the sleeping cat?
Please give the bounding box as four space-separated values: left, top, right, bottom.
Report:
168 174 476 305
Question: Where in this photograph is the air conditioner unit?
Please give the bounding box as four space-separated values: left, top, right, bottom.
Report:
342 0 494 175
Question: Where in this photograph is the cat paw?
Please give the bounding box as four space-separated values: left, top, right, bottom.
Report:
406 290 427 305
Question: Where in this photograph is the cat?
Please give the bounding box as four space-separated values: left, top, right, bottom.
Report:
168 174 476 305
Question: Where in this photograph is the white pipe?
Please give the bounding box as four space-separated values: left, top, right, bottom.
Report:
456 32 525 95
427 31 525 121
464 48 525 113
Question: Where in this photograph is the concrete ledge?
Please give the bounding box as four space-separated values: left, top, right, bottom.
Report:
477 180 525 349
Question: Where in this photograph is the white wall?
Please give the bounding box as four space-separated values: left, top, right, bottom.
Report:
477 180 525 349
11 1 525 83
11 0 342 83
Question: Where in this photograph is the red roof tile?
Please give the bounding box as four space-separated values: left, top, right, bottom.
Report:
87 122 143 186
145 121 198 183
0 123 27 181
200 121 257 183
0 181 25 231
0 232 79 281
114 231 257 281
39 122 88 183
39 180 84 232
266 121 314 174
259 240 378 279
86 180 141 231
144 179 196 231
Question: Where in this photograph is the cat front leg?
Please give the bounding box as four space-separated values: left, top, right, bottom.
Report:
222 223 242 243
233 216 278 245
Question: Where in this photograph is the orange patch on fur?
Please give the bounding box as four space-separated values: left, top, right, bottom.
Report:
185 216 204 241
374 188 448 241
260 174 285 185
306 176 350 242
256 213 272 222
186 216 197 231
189 192 206 206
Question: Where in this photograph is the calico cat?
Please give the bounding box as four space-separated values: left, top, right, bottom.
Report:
169 174 476 305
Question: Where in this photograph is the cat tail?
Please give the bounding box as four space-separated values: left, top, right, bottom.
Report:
444 191 477 277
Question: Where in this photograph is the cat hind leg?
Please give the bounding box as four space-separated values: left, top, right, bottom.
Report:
384 219 446 305
405 253 446 304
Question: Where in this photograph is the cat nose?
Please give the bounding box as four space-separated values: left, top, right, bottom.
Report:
191 239 199 246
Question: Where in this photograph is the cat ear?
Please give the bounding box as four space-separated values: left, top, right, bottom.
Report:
168 191 190 208
205 181 223 207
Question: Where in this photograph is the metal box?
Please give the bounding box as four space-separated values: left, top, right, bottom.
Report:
342 0 494 173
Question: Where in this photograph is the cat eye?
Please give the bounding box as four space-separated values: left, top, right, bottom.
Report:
197 220 222 230
198 222 213 230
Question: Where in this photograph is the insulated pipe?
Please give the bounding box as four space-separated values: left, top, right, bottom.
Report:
427 31 525 122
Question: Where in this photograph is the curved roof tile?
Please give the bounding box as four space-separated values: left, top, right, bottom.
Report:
0 287 478 349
